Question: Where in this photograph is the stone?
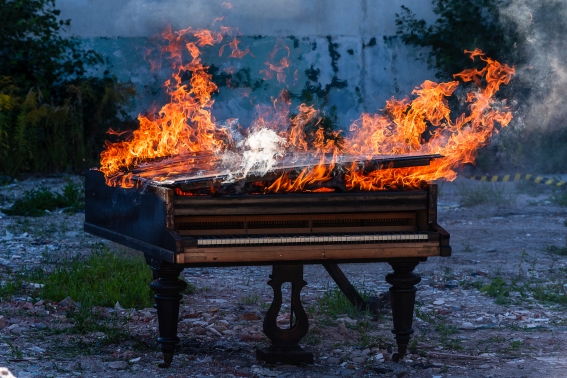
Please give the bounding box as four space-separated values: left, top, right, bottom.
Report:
433 299 445 305
0 315 6 330
459 321 476 330
352 357 366 364
35 322 47 330
29 346 46 353
7 324 21 334
22 302 34 310
241 313 260 320
114 301 125 311
193 326 206 335
108 361 128 370
0 368 15 378
338 322 348 335
58 296 76 309
328 357 341 364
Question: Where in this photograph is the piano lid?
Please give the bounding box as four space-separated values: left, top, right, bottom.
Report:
126 152 443 189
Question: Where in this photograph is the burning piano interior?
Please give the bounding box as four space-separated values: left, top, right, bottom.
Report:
84 17 514 368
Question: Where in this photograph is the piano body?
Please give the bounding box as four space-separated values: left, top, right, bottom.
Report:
84 161 451 367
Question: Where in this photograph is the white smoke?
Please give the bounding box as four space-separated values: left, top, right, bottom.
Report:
499 0 567 132
221 128 286 182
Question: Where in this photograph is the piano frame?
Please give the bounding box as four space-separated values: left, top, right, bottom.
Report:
84 169 451 367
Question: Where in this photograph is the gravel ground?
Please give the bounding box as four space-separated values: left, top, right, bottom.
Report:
1 175 567 377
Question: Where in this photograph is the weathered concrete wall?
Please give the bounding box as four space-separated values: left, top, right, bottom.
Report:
58 0 435 38
62 1 437 126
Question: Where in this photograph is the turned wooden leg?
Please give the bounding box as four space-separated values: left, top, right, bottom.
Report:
386 260 421 362
149 262 187 368
256 264 313 365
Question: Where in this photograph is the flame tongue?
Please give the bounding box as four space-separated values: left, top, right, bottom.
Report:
99 21 515 193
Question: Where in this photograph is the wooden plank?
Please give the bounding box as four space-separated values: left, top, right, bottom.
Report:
428 184 438 225
174 191 429 216
177 242 440 263
174 212 417 235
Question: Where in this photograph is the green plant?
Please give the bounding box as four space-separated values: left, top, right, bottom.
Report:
395 0 526 81
547 245 567 256
1 182 84 216
0 0 135 176
481 276 511 304
317 286 369 318
396 1 567 174
241 292 260 305
456 182 516 207
38 247 154 308
551 191 567 207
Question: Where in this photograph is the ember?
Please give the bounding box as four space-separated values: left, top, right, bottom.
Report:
98 20 514 193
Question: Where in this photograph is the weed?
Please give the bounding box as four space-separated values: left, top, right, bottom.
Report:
304 326 322 346
509 340 522 350
481 276 512 305
317 286 368 318
456 182 516 207
547 244 567 256
515 180 546 197
241 292 260 306
551 191 567 207
37 247 153 308
459 279 483 290
434 323 462 350
2 337 23 358
415 307 436 323
1 182 84 216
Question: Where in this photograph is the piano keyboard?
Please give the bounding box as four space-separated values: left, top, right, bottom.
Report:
197 232 430 247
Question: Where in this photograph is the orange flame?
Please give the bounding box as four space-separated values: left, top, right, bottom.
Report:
99 20 514 194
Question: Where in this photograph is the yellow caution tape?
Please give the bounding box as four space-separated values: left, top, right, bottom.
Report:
466 174 566 187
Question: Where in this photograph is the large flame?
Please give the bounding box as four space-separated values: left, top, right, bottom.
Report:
99 21 515 192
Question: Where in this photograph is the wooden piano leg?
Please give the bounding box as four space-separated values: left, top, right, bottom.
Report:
149 261 187 368
386 260 421 362
256 264 313 365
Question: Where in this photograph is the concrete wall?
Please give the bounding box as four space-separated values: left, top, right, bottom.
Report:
59 0 437 126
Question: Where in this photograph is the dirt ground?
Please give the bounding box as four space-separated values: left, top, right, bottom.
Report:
1 175 567 377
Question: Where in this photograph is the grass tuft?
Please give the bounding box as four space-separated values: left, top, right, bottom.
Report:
0 246 154 308
551 191 567 207
456 182 516 207
1 182 84 216
317 286 369 318
39 247 154 308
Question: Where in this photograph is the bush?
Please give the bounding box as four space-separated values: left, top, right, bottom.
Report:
1 182 84 216
0 0 135 176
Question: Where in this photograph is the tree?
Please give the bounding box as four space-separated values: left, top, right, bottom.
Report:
0 0 134 176
395 0 527 80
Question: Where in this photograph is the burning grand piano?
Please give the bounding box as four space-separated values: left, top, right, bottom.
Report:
84 24 514 367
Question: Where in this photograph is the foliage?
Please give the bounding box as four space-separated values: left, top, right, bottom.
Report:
1 182 84 216
550 191 567 207
317 286 368 318
38 247 154 309
0 0 135 176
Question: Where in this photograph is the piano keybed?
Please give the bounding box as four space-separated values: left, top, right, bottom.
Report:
197 232 430 247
